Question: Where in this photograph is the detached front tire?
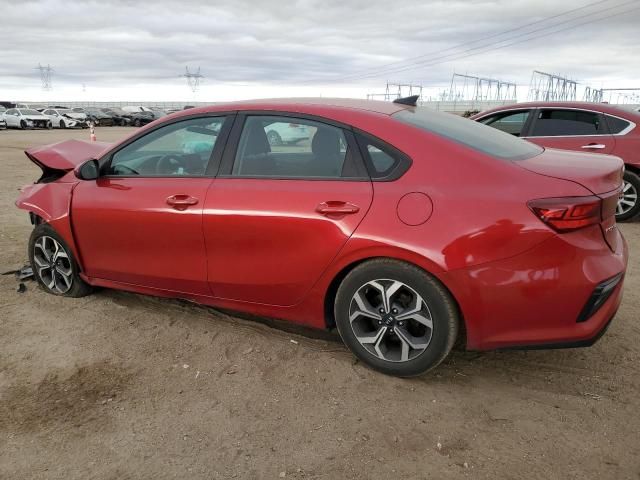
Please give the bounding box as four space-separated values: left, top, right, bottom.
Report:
334 259 459 377
616 170 640 222
28 223 92 297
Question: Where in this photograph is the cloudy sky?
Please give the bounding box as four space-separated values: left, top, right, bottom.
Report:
0 0 638 102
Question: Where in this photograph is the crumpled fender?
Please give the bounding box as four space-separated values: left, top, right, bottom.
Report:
16 182 83 268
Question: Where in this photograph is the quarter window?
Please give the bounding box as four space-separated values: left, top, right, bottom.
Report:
108 116 225 176
604 115 632 134
531 109 604 136
479 110 531 137
232 116 352 178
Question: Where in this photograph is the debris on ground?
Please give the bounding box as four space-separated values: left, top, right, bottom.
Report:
16 283 26 293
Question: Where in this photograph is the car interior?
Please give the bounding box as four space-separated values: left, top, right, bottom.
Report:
232 119 348 178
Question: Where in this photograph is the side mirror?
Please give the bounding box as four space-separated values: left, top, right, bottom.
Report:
75 159 100 181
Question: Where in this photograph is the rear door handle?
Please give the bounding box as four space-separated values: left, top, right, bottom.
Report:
166 194 199 210
581 143 606 149
316 201 360 215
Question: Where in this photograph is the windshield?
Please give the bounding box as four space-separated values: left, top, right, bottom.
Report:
20 109 41 115
393 108 543 161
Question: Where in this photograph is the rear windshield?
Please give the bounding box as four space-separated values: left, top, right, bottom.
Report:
393 108 543 160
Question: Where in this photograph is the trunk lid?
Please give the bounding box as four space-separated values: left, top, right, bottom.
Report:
516 148 624 252
514 147 623 195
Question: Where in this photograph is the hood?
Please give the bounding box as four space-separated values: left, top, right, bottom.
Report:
25 114 49 120
25 139 112 172
514 148 624 194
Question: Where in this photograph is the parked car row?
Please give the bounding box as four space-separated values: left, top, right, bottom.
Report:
0 104 176 129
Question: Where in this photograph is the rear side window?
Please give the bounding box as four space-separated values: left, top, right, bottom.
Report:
531 109 604 136
232 115 357 179
478 110 531 137
604 115 632 134
394 108 542 160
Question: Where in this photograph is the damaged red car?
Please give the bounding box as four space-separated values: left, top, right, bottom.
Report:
16 98 628 376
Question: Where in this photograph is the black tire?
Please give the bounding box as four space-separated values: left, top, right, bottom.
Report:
20 120 27 129
616 170 640 222
28 223 92 298
134 118 141 127
60 120 66 129
47 121 53 130
266 130 282 146
334 259 459 377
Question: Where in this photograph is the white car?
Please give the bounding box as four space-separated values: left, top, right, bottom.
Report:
68 108 89 121
265 121 311 145
3 108 52 129
41 108 87 129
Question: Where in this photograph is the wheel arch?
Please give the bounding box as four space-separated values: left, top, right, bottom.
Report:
16 182 85 272
322 253 467 348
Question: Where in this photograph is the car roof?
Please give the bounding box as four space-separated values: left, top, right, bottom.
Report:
172 98 410 118
475 101 640 120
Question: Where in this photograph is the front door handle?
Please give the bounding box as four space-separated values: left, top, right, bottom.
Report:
581 143 606 149
166 194 199 210
316 201 360 215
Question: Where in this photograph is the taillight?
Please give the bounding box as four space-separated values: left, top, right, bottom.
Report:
528 196 601 232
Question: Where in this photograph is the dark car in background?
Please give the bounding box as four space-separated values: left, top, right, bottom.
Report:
82 107 115 126
100 107 131 126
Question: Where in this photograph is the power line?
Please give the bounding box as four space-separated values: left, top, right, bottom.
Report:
322 0 638 83
334 0 610 80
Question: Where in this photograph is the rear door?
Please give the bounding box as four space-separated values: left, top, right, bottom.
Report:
203 113 373 306
523 108 616 154
72 115 232 295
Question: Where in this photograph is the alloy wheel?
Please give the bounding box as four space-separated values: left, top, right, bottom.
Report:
617 180 638 216
348 279 433 362
32 236 73 294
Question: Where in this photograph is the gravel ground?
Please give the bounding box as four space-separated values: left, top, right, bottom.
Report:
1 127 639 479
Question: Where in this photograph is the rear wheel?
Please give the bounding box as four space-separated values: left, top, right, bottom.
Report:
47 121 53 130
20 120 27 129
28 223 92 297
616 170 640 222
334 259 459 377
134 118 141 127
59 120 66 129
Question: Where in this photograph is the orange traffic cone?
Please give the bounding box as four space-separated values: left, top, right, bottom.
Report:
89 122 96 142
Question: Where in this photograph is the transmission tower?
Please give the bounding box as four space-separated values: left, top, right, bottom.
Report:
527 70 577 101
446 73 517 102
366 82 423 101
600 88 640 104
36 63 53 90
583 86 604 102
182 66 204 93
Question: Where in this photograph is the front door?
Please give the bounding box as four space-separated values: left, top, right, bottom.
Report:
203 114 373 306
72 115 230 295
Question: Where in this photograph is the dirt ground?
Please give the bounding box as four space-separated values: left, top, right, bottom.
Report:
1 127 639 480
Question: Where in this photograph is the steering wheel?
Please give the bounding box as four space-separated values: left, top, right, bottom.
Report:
156 154 184 175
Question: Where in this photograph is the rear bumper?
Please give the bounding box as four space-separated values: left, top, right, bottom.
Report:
442 224 628 350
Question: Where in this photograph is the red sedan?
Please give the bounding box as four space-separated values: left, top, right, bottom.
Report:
471 102 640 221
16 98 628 376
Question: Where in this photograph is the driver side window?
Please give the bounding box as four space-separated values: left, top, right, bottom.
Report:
108 116 226 176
